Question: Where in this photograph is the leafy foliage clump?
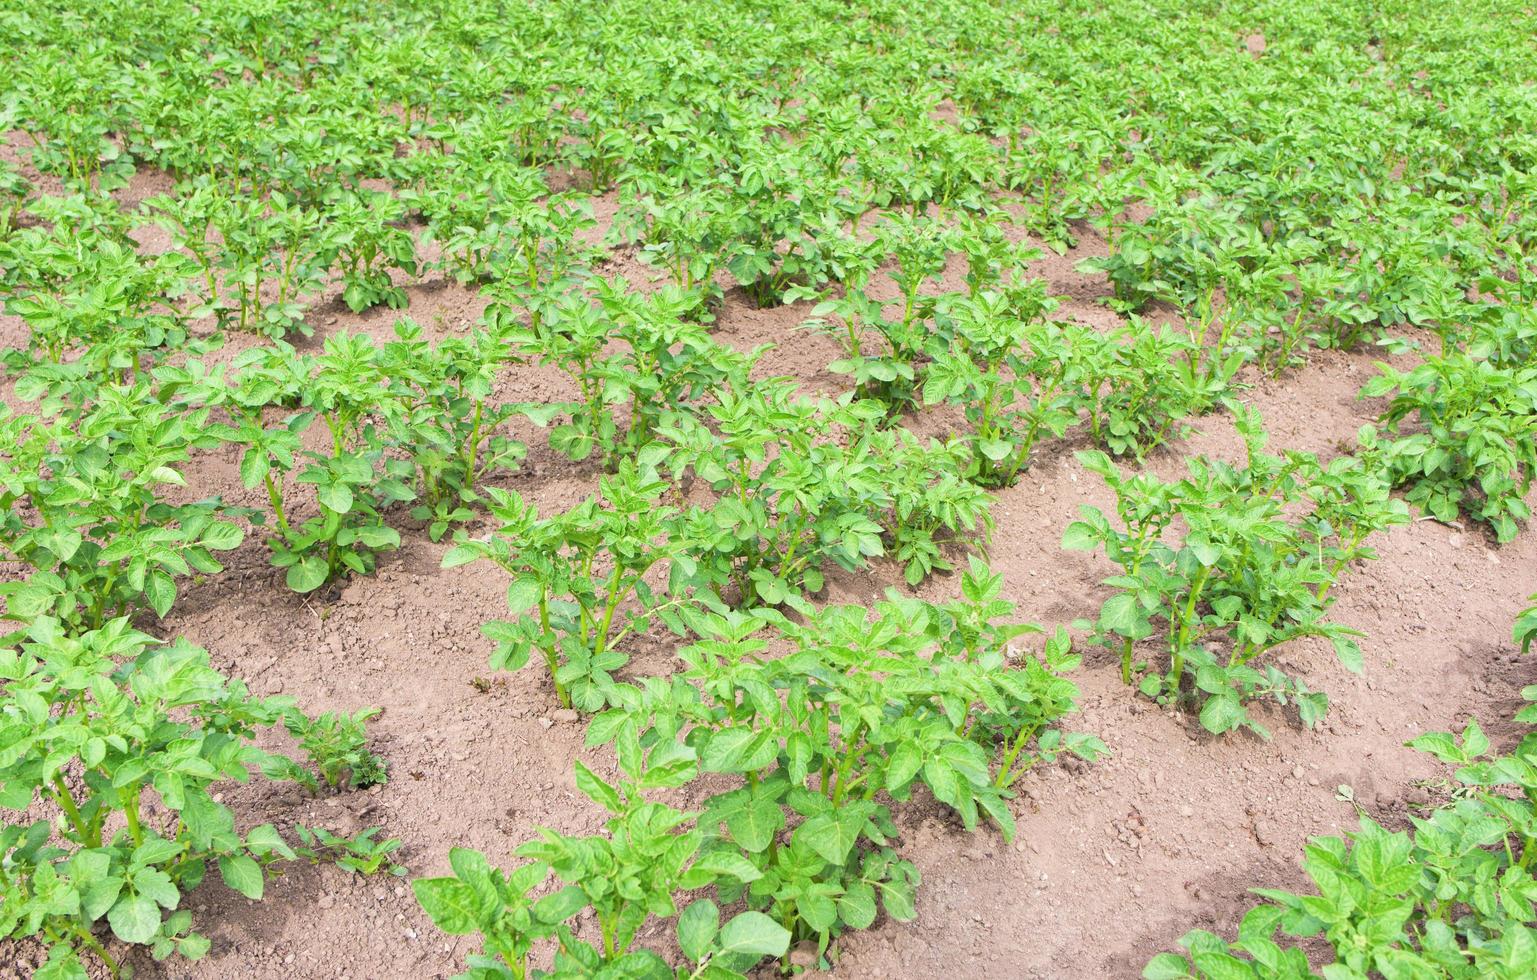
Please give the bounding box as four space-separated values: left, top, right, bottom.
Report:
1065 407 1409 736
0 618 394 978
419 564 1102 976
1363 355 1537 543
1147 684 1537 980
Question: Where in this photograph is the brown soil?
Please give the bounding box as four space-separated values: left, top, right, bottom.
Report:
3 161 1534 980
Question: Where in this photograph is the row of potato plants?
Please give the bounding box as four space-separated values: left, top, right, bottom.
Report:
414 564 1105 976
1146 600 1537 980
3 112 1531 807
0 614 396 979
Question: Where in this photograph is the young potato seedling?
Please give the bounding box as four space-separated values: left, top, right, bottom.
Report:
1065 406 1408 736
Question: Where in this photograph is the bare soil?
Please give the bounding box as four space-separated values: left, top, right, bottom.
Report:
3 160 1534 980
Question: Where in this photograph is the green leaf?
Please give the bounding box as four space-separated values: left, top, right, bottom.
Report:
286 557 329 593
677 899 720 964
1407 731 1461 763
239 450 269 489
202 522 245 550
145 570 177 618
533 885 587 924
725 797 785 853
1352 824 1415 892
797 809 865 866
1461 718 1490 758
978 437 1014 461
881 871 918 921
35 951 89 980
219 854 264 900
317 483 354 514
1142 953 1193 980
702 727 775 773
838 880 878 930
1198 693 1247 735
691 849 763 884
108 893 163 944
885 741 922 792
1061 520 1100 551
1503 924 1537 975
179 931 212 960
716 910 791 959
1190 950 1254 980
412 878 479 934
440 543 482 568
1098 593 1143 637
506 575 541 616
573 761 621 814
1331 636 1363 675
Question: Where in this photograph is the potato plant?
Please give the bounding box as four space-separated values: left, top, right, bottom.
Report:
0 386 246 628
586 567 1100 964
0 214 196 380
282 706 387 791
212 191 332 338
1363 354 1537 543
509 280 751 467
722 137 858 307
921 290 1079 487
870 427 996 586
443 465 707 712
374 319 549 540
652 379 991 605
174 337 413 593
415 743 789 979
800 215 955 410
324 187 417 312
0 617 393 978
1148 685 1537 979
9 56 134 191
1072 317 1218 461
1065 407 1409 735
611 178 739 309
405 160 596 292
650 381 883 609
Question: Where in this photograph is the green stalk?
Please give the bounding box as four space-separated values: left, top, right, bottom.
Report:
996 723 1042 788
76 928 121 978
601 913 617 959
264 468 290 532
537 592 570 709
829 726 866 804
120 785 145 846
49 773 94 846
462 399 483 488
592 566 626 657
1170 566 1213 690
607 592 686 652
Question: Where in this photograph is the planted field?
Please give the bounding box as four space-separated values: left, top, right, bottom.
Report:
3 0 1537 977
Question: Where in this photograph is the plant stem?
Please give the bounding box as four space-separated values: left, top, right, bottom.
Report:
537 593 570 709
